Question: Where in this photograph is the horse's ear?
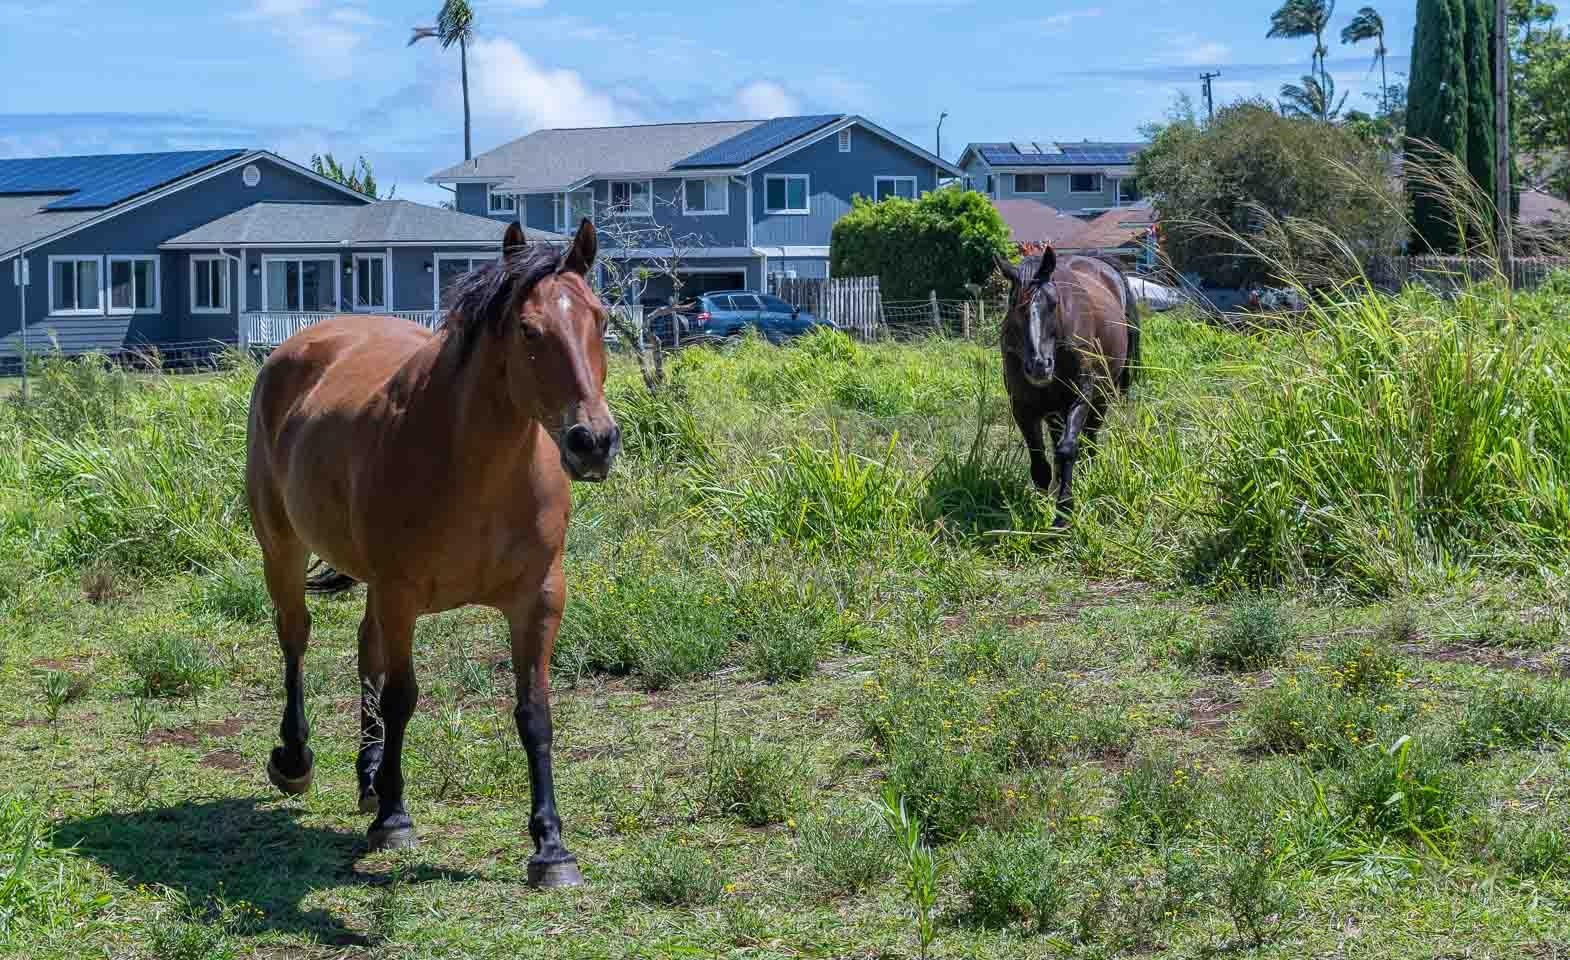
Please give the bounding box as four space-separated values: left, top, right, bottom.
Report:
502 221 526 256
994 254 1018 288
1033 244 1057 284
563 218 598 276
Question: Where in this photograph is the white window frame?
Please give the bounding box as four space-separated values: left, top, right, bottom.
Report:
190 255 231 315
873 176 918 202
107 255 160 315
352 253 389 312
260 255 341 313
681 177 730 217
1116 177 1140 205
838 129 851 153
607 179 653 218
432 252 491 312
1070 172 1104 195
763 174 810 215
1013 173 1047 194
486 183 517 215
46 254 104 317
554 190 595 232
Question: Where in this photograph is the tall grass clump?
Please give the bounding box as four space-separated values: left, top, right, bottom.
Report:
0 792 93 937
1198 280 1570 592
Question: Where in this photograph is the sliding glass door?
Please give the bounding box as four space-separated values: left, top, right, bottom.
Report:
263 257 338 312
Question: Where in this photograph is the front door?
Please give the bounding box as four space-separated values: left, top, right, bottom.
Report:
354 254 388 312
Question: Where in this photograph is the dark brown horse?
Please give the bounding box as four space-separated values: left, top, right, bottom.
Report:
246 219 618 887
996 244 1139 524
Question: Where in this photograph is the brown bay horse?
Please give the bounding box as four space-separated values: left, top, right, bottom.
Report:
246 219 619 886
997 245 1140 524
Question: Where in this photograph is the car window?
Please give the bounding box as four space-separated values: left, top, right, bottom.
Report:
707 295 734 310
758 296 795 312
728 294 762 310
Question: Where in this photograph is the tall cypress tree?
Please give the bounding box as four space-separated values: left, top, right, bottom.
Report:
1463 0 1497 234
1407 0 1470 252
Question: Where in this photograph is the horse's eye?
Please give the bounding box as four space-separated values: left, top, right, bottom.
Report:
521 319 544 340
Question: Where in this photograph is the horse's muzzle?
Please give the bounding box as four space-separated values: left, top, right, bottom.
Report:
559 422 621 482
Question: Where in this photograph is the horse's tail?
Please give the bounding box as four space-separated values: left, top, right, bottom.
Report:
1119 268 1141 394
304 557 359 596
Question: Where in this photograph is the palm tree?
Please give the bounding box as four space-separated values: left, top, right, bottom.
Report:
1341 6 1389 117
410 1 476 162
1269 0 1337 94
1279 73 1350 122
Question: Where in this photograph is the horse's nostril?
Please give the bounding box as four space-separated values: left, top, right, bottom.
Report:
564 425 595 455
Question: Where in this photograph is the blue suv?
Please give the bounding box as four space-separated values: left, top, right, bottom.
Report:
653 291 830 345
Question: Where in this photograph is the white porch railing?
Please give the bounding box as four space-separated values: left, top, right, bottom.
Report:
240 311 445 348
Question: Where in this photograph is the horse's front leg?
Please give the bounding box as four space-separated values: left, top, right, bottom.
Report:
1013 404 1053 492
366 590 420 851
1054 382 1099 526
506 561 582 888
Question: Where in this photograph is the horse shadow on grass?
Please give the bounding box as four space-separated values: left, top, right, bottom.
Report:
54 797 480 947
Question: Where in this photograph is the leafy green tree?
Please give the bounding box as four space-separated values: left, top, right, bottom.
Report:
410 1 477 162
1407 0 1471 251
1341 7 1391 116
310 153 392 199
1463 0 1498 214
1278 73 1349 121
830 187 1013 301
1269 0 1337 95
1511 2 1570 198
1135 99 1403 288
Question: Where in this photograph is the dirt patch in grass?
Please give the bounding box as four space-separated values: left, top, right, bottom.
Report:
1186 688 1242 737
146 717 247 747
30 656 93 672
199 749 247 771
1411 643 1569 678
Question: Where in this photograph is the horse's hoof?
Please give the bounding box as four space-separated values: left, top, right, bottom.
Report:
358 791 379 815
527 856 584 889
367 824 418 851
267 747 314 796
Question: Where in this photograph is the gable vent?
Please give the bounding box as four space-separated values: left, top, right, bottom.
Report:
838 128 852 153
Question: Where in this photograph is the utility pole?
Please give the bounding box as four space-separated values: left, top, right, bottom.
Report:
1199 71 1221 124
936 111 949 161
1494 0 1513 264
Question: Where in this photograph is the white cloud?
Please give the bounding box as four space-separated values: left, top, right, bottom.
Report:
465 37 636 130
733 81 801 119
1163 33 1231 66
243 0 368 79
1042 7 1103 28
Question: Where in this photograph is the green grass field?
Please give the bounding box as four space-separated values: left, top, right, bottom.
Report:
3 276 1570 958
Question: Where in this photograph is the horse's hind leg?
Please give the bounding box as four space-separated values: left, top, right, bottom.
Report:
261 538 315 795
1054 387 1103 527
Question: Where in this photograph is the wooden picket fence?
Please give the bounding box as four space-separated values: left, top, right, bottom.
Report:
768 276 884 340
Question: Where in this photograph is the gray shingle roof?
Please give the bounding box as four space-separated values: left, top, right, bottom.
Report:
163 200 562 247
429 120 767 192
0 193 98 258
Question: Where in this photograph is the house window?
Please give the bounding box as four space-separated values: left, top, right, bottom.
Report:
191 256 230 314
1071 173 1103 194
48 255 101 316
683 177 729 216
986 174 996 195
354 254 388 311
1118 177 1141 205
435 254 491 306
487 184 517 215
874 176 918 201
263 257 338 312
608 180 652 216
1014 173 1047 194
838 129 852 153
108 256 159 314
764 174 809 214
553 190 594 232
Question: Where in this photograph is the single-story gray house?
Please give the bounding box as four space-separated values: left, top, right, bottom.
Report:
1 149 560 365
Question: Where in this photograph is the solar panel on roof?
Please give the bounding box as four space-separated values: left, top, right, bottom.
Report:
0 149 245 210
672 116 842 168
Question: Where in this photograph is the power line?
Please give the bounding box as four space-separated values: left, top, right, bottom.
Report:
1199 71 1221 124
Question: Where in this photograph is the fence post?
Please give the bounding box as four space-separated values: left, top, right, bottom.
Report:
929 290 939 333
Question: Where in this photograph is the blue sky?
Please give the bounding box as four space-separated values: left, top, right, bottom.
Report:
0 0 1413 206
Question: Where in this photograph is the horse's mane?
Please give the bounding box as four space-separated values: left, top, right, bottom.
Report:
441 245 566 362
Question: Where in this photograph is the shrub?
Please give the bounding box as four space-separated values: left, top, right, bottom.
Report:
119 631 225 699
1449 676 1570 759
186 564 271 625
1113 753 1205 845
737 578 855 682
703 729 806 827
1324 635 1408 695
555 562 731 689
1244 670 1409 766
1337 736 1462 852
629 839 724 906
1203 597 1294 671
829 187 1013 301
957 830 1066 933
795 802 896 896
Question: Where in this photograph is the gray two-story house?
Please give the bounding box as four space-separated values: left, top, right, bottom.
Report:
957 141 1146 216
429 114 960 304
